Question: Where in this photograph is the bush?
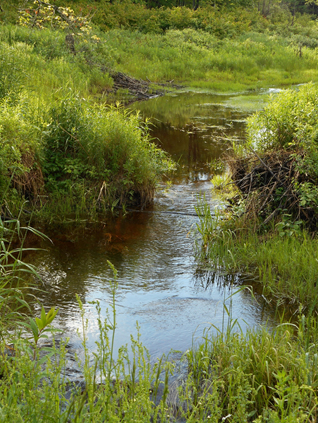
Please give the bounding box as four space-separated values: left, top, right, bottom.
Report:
0 91 174 220
42 96 174 211
247 83 318 156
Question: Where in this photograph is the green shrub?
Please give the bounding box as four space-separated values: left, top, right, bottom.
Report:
42 96 174 212
247 83 318 153
245 84 318 204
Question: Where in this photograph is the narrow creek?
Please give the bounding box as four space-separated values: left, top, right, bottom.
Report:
29 89 279 375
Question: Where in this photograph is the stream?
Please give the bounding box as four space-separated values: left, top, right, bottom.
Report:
29 88 279 376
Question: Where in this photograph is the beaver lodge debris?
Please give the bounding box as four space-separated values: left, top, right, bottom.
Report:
11 153 44 203
109 71 181 101
228 150 318 230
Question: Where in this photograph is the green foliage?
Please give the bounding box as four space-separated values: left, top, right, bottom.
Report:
247 83 318 153
275 214 302 237
0 91 174 219
196 199 318 309
18 1 92 35
42 96 174 215
245 83 318 216
23 305 59 349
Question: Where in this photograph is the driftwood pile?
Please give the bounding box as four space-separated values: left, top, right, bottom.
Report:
110 71 181 101
110 71 164 100
11 153 44 203
229 150 318 229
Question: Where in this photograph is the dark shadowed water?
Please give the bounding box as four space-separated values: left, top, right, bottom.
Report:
28 89 276 363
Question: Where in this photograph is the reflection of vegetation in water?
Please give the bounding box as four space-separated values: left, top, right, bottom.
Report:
131 91 252 128
130 91 256 181
194 268 242 291
223 92 271 112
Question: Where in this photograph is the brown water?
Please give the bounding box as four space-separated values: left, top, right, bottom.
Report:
29 89 276 363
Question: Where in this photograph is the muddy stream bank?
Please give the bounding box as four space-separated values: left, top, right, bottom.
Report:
28 89 278 380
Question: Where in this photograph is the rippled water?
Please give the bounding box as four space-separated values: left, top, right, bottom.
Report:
29 89 276 361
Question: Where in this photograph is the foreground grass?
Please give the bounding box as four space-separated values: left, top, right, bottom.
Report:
0 211 318 422
3 310 318 422
2 247 318 422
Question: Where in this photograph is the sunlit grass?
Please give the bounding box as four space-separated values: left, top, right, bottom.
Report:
196 197 318 310
92 28 318 91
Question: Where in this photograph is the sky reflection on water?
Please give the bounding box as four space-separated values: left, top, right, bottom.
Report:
30 90 276 360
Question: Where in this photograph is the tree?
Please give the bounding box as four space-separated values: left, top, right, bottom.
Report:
18 0 92 33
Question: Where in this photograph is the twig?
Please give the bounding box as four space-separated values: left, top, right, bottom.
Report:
249 148 282 185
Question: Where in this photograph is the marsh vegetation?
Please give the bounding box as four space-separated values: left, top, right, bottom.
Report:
2 0 318 421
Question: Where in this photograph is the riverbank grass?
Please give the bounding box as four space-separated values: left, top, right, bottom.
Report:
196 206 318 309
196 83 318 311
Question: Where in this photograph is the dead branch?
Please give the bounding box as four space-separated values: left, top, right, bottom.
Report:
228 150 318 230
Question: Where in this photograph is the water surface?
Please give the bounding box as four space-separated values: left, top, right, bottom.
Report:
30 89 275 362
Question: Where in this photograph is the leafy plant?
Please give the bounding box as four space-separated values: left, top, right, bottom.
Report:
21 305 59 360
275 214 302 237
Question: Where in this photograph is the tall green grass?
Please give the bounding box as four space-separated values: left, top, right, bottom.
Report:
196 200 318 310
0 25 175 221
92 28 318 90
185 310 318 422
0 92 174 221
